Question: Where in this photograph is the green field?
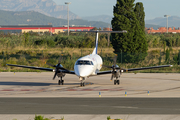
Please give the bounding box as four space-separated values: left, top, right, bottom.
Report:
0 32 180 72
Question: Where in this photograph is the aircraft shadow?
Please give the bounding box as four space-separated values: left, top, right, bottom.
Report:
63 83 81 85
0 82 56 86
63 82 93 85
0 82 92 86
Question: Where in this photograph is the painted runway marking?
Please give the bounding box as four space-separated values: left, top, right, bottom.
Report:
114 106 139 109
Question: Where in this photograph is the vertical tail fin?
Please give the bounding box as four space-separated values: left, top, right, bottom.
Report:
92 31 99 54
71 30 127 55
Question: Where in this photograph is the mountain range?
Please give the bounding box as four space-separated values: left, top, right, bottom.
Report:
0 10 109 28
0 0 180 29
0 0 79 19
145 16 180 29
82 15 113 24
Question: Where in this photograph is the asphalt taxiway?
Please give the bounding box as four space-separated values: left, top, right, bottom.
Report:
1 98 180 114
1 72 180 120
0 72 180 97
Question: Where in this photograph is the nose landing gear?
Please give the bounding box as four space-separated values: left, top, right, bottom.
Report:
79 77 85 87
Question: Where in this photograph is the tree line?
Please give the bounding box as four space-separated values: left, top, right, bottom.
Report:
0 31 180 50
0 32 111 49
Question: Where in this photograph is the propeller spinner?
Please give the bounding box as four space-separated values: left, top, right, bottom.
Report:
103 55 125 80
46 56 69 80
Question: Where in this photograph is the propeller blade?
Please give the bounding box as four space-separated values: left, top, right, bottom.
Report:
46 63 56 67
111 75 113 80
53 71 58 80
113 67 124 70
115 67 120 69
120 68 126 71
58 67 69 71
102 65 112 68
58 56 63 64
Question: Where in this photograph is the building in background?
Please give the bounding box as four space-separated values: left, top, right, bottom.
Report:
0 25 94 34
146 27 180 34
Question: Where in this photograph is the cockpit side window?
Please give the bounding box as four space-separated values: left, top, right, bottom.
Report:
84 61 91 65
76 61 83 65
76 60 93 65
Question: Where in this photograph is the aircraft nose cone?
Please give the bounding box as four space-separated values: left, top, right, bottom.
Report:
74 65 94 77
79 70 90 77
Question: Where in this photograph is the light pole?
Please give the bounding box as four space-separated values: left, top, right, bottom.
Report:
65 2 71 36
164 15 170 33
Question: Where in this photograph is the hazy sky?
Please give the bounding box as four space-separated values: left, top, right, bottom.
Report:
53 0 180 20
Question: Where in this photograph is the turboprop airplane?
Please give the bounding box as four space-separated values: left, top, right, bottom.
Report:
7 30 173 86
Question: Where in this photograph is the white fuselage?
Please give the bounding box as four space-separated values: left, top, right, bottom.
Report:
74 54 103 78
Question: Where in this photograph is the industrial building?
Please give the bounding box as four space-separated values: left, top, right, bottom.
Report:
0 25 95 34
146 27 180 34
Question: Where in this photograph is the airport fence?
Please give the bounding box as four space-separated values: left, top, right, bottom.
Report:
0 49 180 72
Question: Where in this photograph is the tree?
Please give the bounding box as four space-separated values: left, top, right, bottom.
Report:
165 48 170 63
111 0 148 63
134 2 145 32
134 2 147 58
24 32 29 47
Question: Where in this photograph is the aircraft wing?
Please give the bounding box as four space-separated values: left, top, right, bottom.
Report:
124 65 172 72
96 65 172 75
97 71 112 75
6 64 75 74
62 70 75 74
7 64 54 71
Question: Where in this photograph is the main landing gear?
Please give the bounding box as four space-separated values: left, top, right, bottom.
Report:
114 80 120 85
80 82 85 87
58 77 64 85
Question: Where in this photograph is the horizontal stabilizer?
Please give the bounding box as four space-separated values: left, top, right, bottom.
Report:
72 30 127 55
71 30 127 33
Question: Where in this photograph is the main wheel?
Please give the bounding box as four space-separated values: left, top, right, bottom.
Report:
83 82 85 86
61 80 64 85
58 80 61 85
114 80 117 85
117 80 120 85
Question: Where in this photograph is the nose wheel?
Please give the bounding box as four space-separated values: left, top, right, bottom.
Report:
79 77 86 87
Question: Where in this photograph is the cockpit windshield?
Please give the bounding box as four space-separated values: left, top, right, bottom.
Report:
76 60 94 65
